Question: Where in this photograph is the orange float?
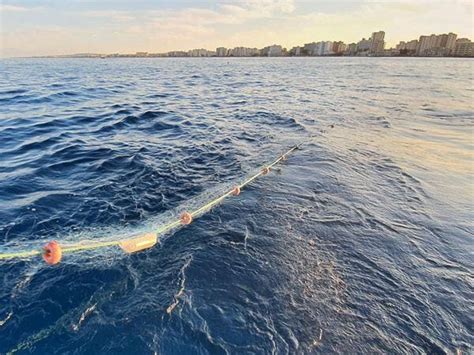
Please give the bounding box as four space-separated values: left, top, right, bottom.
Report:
232 186 241 196
262 167 270 175
180 212 193 225
43 241 62 265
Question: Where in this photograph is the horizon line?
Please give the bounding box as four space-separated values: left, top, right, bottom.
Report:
2 30 472 59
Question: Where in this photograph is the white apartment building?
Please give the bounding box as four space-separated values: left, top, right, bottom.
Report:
370 31 385 54
454 39 473 57
216 47 227 57
416 33 457 56
229 47 260 56
262 45 283 56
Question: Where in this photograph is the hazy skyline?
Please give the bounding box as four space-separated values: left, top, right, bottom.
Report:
1 0 473 57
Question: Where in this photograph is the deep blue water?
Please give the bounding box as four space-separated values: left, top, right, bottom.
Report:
0 57 472 354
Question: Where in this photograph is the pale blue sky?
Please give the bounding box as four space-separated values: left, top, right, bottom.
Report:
1 0 472 57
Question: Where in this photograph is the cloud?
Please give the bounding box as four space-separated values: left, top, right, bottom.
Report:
80 0 296 28
82 10 136 22
239 0 295 15
110 0 298 48
0 5 31 12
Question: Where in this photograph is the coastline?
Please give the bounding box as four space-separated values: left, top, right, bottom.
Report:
5 55 474 59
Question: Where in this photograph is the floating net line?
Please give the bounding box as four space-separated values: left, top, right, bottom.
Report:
0 143 303 264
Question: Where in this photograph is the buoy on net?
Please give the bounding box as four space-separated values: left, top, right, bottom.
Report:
262 167 270 175
180 212 193 225
281 154 287 161
119 232 158 254
43 241 62 265
232 186 241 196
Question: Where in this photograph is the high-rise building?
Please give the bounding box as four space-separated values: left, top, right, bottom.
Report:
187 48 216 57
303 42 318 55
396 41 406 50
289 46 302 56
261 45 283 56
167 51 188 57
345 43 358 55
320 41 334 55
314 42 324 55
454 39 473 56
314 41 327 55
357 38 371 53
395 39 418 55
370 31 385 55
406 40 418 51
216 47 227 57
446 32 457 53
332 41 347 54
268 45 283 56
303 41 334 56
226 47 259 56
417 34 436 55
416 33 458 56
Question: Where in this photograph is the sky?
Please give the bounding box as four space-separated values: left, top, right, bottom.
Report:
1 0 473 57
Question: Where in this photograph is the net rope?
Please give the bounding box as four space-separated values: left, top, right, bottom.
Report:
0 143 302 261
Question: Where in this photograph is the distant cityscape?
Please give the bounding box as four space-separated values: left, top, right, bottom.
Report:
41 30 473 58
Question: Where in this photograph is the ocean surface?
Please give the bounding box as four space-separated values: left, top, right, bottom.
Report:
0 57 472 354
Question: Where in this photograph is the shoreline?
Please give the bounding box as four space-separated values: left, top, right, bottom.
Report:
4 55 474 59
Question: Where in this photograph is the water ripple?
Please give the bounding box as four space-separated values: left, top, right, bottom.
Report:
0 57 472 354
